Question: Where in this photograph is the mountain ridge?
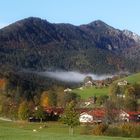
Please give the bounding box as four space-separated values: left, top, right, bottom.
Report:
0 17 140 74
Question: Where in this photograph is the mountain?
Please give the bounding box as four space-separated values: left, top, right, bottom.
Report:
0 17 140 74
123 29 140 44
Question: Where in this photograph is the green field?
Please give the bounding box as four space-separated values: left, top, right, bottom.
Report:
123 72 140 84
73 87 108 99
0 120 139 140
73 72 140 99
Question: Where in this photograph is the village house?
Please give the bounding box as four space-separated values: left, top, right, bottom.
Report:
119 111 140 122
80 109 140 124
95 80 104 87
117 94 125 98
88 109 105 123
117 80 128 86
84 101 91 107
79 109 105 123
79 112 93 123
84 80 93 87
31 105 140 124
79 87 84 90
64 88 72 92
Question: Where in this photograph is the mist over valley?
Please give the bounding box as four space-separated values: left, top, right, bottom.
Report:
38 71 114 83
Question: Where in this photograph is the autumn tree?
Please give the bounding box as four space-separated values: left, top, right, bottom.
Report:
62 101 79 135
109 83 119 98
48 90 57 107
133 83 140 98
125 85 136 98
104 100 120 123
18 101 30 120
55 86 65 107
64 92 80 106
40 91 49 107
109 83 138 111
96 95 108 105
34 106 45 122
124 98 138 111
124 85 138 111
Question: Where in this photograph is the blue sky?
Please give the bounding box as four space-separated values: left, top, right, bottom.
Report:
0 0 140 34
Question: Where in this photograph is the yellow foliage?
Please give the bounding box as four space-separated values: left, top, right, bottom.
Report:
93 124 108 135
40 91 49 107
0 79 6 90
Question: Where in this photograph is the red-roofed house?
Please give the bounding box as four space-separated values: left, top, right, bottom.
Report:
79 109 105 123
120 111 140 122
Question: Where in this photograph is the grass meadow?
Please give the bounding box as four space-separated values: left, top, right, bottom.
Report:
0 120 140 140
73 87 108 99
73 72 140 99
124 72 140 84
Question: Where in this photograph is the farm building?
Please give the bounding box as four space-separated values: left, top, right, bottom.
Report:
117 80 128 86
79 112 93 123
79 109 105 123
119 111 140 122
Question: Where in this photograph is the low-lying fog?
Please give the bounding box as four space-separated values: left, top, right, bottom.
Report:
39 71 114 83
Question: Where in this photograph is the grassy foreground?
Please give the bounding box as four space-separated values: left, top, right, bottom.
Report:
0 120 139 140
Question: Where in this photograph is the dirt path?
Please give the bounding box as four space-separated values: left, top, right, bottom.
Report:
0 117 12 121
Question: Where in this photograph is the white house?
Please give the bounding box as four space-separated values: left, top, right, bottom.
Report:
119 111 140 122
117 94 125 98
119 111 130 122
118 80 128 86
84 102 91 107
79 112 93 123
64 88 72 92
85 81 93 87
79 87 84 90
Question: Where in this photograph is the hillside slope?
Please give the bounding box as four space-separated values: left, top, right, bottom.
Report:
123 72 140 84
0 17 140 74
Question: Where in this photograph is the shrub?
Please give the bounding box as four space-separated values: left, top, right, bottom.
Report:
105 126 122 137
92 124 108 135
119 123 135 137
80 124 93 135
91 123 140 138
132 125 140 137
118 123 140 137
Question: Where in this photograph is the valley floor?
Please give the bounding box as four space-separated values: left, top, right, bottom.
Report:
0 120 139 140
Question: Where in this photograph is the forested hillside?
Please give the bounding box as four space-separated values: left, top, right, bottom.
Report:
0 17 140 74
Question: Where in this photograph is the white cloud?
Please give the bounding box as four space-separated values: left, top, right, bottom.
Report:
39 71 114 83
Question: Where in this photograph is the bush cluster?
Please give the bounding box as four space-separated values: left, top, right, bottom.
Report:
92 124 108 135
81 123 140 138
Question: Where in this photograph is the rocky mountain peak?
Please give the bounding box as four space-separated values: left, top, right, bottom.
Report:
123 29 140 44
88 20 113 29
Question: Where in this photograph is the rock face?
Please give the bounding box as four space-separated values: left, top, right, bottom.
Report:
123 30 140 44
0 17 140 74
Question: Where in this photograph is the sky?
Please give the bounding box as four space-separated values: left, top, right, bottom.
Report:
0 0 140 34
